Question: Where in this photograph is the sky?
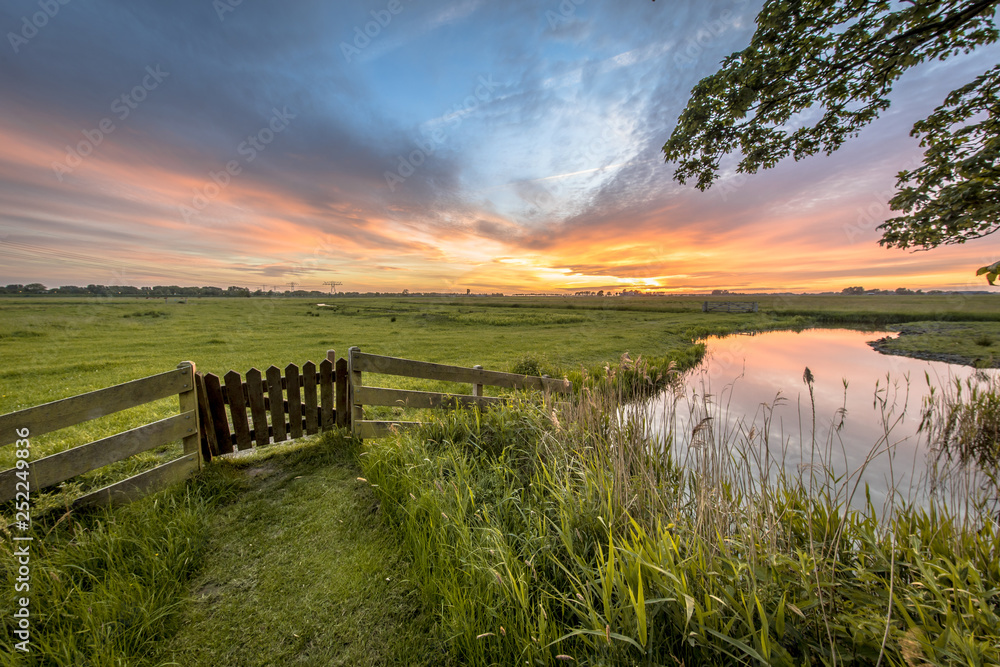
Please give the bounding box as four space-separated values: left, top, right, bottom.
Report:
0 0 997 294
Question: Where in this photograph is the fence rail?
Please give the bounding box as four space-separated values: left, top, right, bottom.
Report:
0 347 574 511
0 362 200 508
348 347 572 439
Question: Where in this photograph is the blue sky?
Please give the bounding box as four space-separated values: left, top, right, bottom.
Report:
0 0 997 293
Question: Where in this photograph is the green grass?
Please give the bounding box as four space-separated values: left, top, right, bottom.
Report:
1 293 998 665
156 433 446 666
0 465 236 665
874 321 998 367
360 366 1000 666
0 432 446 666
1 293 995 518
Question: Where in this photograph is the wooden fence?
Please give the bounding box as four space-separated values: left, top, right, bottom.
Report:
197 350 348 458
347 346 573 439
0 362 200 508
0 349 572 511
702 301 758 313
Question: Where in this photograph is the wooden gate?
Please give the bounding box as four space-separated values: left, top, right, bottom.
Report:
196 350 348 458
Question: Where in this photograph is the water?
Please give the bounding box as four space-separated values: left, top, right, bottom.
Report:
645 328 997 511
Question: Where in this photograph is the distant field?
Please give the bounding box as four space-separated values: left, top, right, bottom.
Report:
2 293 998 409
1 293 998 664
0 293 996 507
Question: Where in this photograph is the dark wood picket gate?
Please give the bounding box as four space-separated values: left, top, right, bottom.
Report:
196 350 348 460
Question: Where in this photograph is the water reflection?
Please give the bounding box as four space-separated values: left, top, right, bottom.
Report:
646 329 997 511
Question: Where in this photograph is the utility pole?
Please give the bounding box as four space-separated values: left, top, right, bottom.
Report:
323 281 343 294
287 282 296 293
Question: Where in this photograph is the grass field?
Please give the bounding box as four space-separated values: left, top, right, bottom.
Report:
0 293 996 509
1 293 998 665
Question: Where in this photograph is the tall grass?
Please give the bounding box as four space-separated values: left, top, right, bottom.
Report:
0 468 240 665
360 357 1000 665
922 372 1000 519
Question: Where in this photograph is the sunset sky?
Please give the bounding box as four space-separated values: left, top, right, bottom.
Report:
1 0 998 294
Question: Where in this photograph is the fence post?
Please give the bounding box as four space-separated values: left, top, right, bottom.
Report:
348 346 363 437
472 365 483 397
177 361 201 469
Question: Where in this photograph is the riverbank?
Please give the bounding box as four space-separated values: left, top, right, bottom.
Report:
867 321 999 368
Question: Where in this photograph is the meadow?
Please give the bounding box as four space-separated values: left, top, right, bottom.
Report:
1 293 998 665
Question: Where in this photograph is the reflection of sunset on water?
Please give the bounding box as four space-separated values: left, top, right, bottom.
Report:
648 329 999 511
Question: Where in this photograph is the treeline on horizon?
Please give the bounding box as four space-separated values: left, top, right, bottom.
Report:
1 283 993 298
0 283 510 298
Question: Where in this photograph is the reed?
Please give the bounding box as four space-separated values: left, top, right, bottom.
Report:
360 356 1000 665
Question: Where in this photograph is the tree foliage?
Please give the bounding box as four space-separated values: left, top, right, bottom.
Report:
663 0 1000 264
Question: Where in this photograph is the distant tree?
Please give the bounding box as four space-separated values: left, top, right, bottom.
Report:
842 286 866 295
663 0 1000 282
23 283 47 293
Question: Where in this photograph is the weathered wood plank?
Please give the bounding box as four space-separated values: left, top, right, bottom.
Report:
320 358 334 430
0 413 195 503
355 386 504 410
303 361 318 435
203 373 233 455
286 363 303 439
355 421 422 439
224 370 252 451
177 362 200 466
349 348 364 433
266 365 286 444
336 357 349 429
0 367 192 447
72 453 198 509
246 368 268 449
222 373 316 405
472 365 484 397
353 352 572 394
195 373 217 461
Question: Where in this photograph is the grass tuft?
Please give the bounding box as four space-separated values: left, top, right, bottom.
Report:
360 358 1000 665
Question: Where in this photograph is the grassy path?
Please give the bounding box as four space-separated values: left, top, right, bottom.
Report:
156 433 447 666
